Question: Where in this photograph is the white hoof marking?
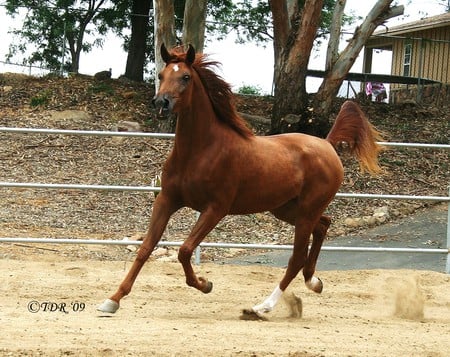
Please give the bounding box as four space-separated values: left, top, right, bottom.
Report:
252 285 283 314
97 299 120 313
252 302 273 315
306 276 322 293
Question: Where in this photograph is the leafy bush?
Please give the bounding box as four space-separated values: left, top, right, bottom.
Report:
30 89 52 107
237 84 262 96
89 82 114 95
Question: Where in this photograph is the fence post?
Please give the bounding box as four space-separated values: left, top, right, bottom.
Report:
446 186 450 274
194 246 201 265
194 211 201 265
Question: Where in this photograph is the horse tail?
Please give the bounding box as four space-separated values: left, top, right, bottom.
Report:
326 100 384 175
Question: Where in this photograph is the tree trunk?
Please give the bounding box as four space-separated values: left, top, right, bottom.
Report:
314 0 404 119
269 0 289 88
124 0 152 81
68 0 105 74
153 0 177 133
271 0 324 135
182 0 207 52
66 37 78 73
154 0 176 91
325 0 346 72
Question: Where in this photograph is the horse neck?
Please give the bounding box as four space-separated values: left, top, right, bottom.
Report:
173 80 219 156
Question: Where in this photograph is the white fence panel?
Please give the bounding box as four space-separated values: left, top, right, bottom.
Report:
0 127 448 273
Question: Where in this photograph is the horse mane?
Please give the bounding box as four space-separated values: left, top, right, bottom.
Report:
168 47 254 139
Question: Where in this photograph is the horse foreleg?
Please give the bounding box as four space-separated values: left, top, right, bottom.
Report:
97 241 154 313
302 215 331 293
97 195 177 313
178 207 224 294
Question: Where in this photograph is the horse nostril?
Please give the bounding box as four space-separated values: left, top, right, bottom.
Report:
152 95 170 109
163 98 170 108
153 94 172 118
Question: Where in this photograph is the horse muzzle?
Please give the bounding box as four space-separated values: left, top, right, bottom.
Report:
152 94 174 119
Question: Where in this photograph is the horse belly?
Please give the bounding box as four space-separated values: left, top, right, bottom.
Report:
229 190 299 214
229 167 302 214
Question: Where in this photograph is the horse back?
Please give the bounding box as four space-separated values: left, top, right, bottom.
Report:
226 133 344 214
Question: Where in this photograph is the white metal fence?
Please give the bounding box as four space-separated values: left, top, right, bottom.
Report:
0 127 449 273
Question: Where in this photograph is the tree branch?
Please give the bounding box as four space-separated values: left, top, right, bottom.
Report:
326 0 346 72
314 0 404 117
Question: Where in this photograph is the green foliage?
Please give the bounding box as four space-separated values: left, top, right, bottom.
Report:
105 0 156 66
88 82 114 96
207 0 358 46
237 84 262 96
207 0 271 44
4 0 124 73
30 89 52 107
3 1 360 82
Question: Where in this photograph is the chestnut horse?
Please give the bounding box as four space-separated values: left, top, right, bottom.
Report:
97 44 383 317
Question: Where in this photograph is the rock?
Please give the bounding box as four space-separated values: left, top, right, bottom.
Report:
345 215 377 228
157 250 178 263
374 215 387 224
109 120 142 144
373 206 389 219
153 247 168 257
279 114 301 133
122 237 137 252
48 110 93 125
121 91 137 99
363 216 377 226
344 217 360 227
94 68 112 80
114 120 142 132
122 233 144 252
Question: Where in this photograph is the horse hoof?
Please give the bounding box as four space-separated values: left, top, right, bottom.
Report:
199 277 213 294
240 309 268 321
97 298 120 313
306 276 323 294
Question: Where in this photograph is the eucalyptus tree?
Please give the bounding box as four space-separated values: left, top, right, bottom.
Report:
4 0 118 73
208 0 403 136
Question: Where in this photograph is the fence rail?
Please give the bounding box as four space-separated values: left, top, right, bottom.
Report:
0 126 449 273
1 126 450 149
0 181 448 202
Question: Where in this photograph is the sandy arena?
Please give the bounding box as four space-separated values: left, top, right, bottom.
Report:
1 250 449 356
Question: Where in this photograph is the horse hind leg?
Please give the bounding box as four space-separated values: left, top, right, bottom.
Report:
249 214 316 316
248 214 330 318
303 215 331 294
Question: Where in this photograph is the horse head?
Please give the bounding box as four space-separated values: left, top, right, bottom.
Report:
152 43 196 119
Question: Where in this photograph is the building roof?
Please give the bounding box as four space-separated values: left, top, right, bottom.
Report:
373 12 450 36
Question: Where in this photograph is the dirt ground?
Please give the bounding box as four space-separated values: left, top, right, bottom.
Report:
1 251 449 356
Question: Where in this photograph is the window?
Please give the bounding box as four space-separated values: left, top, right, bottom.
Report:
403 43 412 77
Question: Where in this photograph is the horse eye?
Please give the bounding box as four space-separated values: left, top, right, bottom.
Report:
182 74 190 82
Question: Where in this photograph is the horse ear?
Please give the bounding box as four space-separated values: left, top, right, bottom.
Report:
185 44 196 65
161 43 171 64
